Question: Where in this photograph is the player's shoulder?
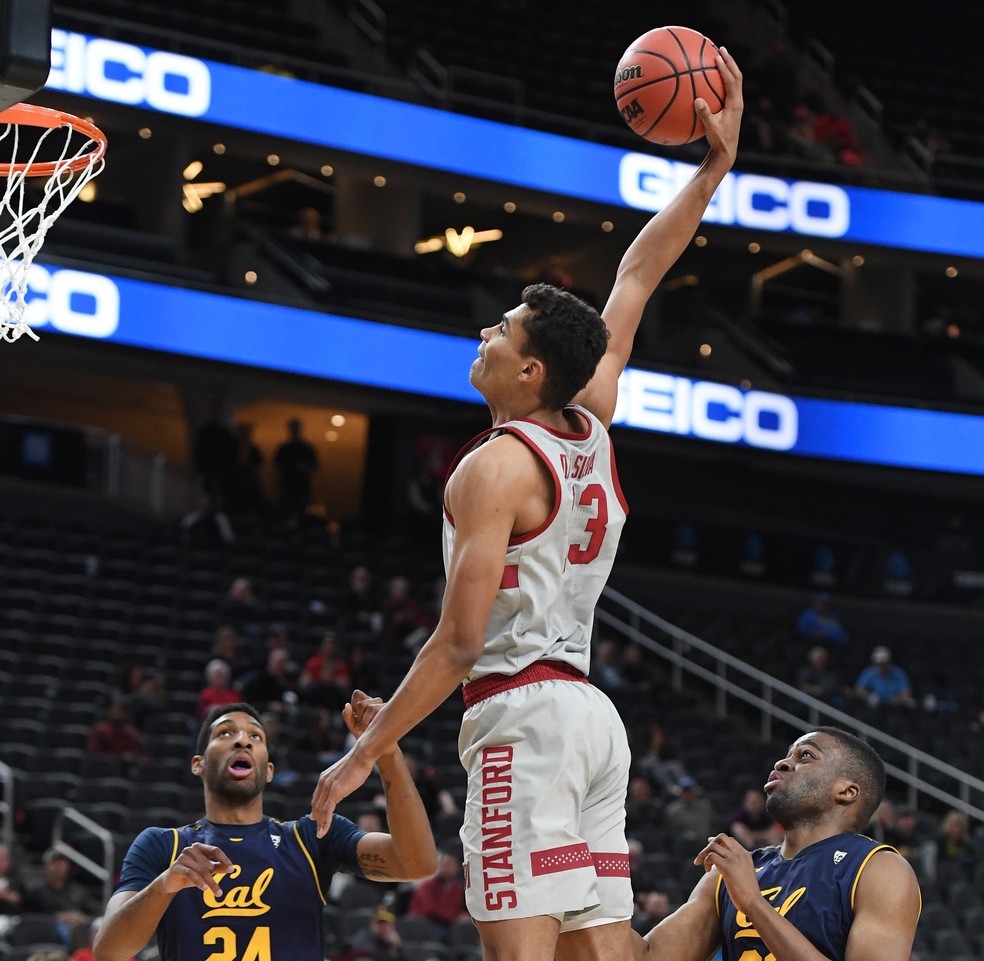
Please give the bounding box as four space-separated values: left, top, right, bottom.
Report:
454 430 543 487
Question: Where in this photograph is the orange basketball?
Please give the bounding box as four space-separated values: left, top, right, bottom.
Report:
614 26 725 146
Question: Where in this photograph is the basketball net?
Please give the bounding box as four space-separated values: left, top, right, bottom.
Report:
0 104 107 343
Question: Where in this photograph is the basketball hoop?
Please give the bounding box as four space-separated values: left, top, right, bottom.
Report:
0 103 107 343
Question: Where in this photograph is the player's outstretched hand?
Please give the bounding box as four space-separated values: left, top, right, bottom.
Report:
694 833 760 914
161 843 235 897
696 46 742 164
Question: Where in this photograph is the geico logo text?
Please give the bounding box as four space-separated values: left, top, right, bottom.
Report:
48 30 211 117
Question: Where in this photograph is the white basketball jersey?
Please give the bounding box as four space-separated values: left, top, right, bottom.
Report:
443 405 628 682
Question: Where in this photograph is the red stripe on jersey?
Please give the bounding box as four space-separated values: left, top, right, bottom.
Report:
530 842 593 876
499 564 519 589
592 852 631 877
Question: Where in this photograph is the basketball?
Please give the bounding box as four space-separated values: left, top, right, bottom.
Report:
614 26 725 146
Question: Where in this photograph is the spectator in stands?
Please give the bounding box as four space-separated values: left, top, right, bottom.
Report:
405 455 444 542
342 564 382 634
787 102 833 163
212 625 254 683
400 753 461 846
238 647 293 712
624 776 664 835
122 668 169 731
259 710 298 789
227 422 269 521
332 905 405 961
215 577 266 637
728 788 783 850
0 842 25 919
933 809 976 882
589 637 626 694
177 491 235 549
381 576 428 650
631 890 670 938
795 592 850 646
296 705 347 767
627 838 661 897
795 645 848 708
196 659 241 720
86 699 148 767
619 644 660 700
635 723 690 797
853 646 915 708
274 417 318 526
24 849 97 946
299 631 352 689
813 101 864 166
191 398 238 507
742 95 786 155
298 657 349 714
346 644 374 693
868 802 936 878
664 776 717 841
406 844 468 929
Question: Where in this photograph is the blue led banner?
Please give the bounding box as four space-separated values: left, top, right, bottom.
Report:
26 263 984 476
44 30 984 259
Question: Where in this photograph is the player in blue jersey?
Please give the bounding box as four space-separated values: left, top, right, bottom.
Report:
639 727 921 961
93 698 437 961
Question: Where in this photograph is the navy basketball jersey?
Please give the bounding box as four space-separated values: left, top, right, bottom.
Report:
117 815 365 961
716 834 902 961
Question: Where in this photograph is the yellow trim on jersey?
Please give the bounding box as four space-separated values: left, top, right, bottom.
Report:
292 822 327 905
714 872 724 917
850 843 898 911
168 828 180 867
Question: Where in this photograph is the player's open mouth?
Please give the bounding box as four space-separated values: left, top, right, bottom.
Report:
228 755 254 779
764 772 781 791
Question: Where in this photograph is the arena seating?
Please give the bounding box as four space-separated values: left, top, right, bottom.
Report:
1 501 981 958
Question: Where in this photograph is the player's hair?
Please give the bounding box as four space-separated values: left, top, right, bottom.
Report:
196 702 265 756
520 283 610 410
815 726 886 829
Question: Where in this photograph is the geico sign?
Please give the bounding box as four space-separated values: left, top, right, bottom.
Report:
49 30 211 117
613 370 798 451
24 266 120 339
619 153 850 238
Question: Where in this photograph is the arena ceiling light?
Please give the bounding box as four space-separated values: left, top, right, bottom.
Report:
414 226 502 257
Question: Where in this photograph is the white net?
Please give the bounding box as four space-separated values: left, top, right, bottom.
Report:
0 108 106 343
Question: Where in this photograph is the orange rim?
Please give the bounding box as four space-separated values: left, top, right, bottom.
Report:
0 103 107 177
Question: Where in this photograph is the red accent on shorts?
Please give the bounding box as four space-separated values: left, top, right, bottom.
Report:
462 660 588 708
591 852 631 877
463 862 470 889
530 842 593 876
499 564 519 590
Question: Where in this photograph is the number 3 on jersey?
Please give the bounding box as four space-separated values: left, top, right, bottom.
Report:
567 483 608 565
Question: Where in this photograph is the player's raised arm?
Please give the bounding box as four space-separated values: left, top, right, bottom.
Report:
309 437 534 835
575 47 743 428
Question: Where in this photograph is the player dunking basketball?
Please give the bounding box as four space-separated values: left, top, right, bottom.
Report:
310 48 743 961
93 700 437 961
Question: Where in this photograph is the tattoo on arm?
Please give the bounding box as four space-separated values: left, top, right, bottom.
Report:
358 850 394 879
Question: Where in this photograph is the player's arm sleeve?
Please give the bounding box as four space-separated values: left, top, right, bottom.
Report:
117 828 180 893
